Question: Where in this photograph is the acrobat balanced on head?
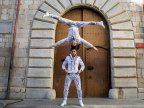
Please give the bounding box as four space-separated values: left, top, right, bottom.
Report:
43 12 105 51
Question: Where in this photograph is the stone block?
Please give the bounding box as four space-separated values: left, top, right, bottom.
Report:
32 20 55 29
14 48 27 57
10 77 25 87
27 78 52 88
113 58 136 67
27 68 53 78
13 58 28 67
45 0 64 13
101 0 118 13
35 11 56 23
0 57 5 66
0 21 12 34
12 68 26 77
0 92 6 99
94 0 107 9
26 88 56 99
0 67 9 77
57 0 71 9
0 77 8 87
31 30 55 38
40 3 59 15
9 92 25 99
109 88 137 99
29 58 53 67
113 68 136 77
0 48 10 56
71 0 81 5
113 40 135 48
113 49 136 57
138 88 144 93
10 87 25 93
29 49 54 58
111 21 133 30
138 93 144 99
86 0 95 5
112 30 134 39
112 78 137 87
107 3 125 18
30 39 54 48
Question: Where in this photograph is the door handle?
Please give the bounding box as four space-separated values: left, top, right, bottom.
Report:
87 66 94 70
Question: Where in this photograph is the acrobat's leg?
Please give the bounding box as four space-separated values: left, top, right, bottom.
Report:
76 21 105 28
49 38 68 48
80 38 98 51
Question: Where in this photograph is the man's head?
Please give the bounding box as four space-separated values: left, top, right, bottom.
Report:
71 47 77 57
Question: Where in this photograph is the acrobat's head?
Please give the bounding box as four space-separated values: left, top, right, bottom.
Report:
70 46 77 57
71 40 80 50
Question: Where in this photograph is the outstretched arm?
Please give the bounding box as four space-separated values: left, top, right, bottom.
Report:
43 12 74 25
80 38 98 51
76 21 105 28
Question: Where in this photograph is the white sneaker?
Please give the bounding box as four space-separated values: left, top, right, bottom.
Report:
100 21 105 28
60 100 67 106
43 12 50 18
79 100 84 107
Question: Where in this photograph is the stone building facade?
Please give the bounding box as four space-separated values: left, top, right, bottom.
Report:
0 0 144 99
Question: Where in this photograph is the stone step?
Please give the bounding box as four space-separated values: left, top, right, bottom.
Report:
2 98 144 108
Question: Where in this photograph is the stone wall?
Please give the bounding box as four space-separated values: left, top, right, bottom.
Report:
0 0 144 99
0 0 16 99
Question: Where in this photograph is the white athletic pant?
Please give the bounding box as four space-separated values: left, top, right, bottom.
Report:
63 73 82 100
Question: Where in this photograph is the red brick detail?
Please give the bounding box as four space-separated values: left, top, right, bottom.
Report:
136 43 144 48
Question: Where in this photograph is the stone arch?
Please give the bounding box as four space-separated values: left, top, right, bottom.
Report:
27 0 137 99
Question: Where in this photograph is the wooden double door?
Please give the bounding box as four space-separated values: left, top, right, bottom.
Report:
54 8 110 97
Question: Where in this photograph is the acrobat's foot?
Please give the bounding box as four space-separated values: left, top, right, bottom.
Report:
48 45 54 49
100 21 105 28
43 12 50 18
93 47 98 52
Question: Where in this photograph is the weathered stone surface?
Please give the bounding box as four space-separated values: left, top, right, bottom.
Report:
27 78 52 88
0 67 9 77
0 48 10 56
14 48 27 57
86 0 95 5
138 93 144 99
109 88 137 99
111 21 133 30
30 39 54 48
113 49 136 57
40 3 59 15
112 31 134 39
0 92 6 99
27 68 53 78
0 77 8 87
112 78 137 87
10 87 25 93
9 92 25 99
138 88 144 93
71 0 81 5
26 88 56 99
29 49 54 58
107 3 125 18
32 20 55 29
31 30 55 38
113 68 136 77
110 12 130 23
10 77 25 87
12 68 26 77
113 40 135 48
113 58 136 67
57 0 71 9
101 0 118 13
94 0 107 9
13 58 28 67
29 58 53 67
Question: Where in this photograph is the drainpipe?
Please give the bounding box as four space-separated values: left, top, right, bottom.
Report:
5 0 21 99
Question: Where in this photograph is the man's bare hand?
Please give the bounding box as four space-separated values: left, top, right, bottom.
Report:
65 69 68 73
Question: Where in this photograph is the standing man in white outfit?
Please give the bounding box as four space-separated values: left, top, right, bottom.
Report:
61 47 85 107
43 12 105 51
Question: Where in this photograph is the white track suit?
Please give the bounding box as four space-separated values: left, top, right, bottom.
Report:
62 54 85 100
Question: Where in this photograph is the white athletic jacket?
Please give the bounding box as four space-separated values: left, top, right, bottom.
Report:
62 54 85 73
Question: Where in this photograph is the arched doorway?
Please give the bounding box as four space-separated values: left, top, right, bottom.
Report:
54 8 111 98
